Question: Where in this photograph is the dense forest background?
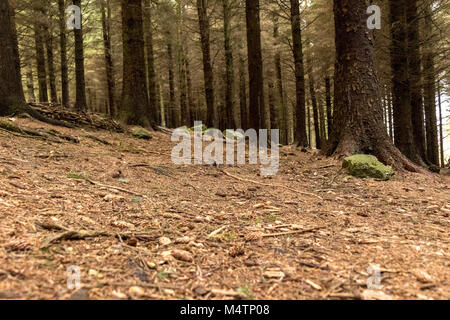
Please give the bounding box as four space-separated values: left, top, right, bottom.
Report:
4 0 450 167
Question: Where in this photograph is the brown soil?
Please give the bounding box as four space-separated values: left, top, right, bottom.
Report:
0 117 449 300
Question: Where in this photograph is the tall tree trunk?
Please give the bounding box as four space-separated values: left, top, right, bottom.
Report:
120 0 150 126
273 16 284 142
423 4 439 166
167 41 176 128
58 0 70 108
290 0 307 146
44 22 58 104
176 1 189 127
144 0 159 124
388 87 393 140
326 0 421 172
268 79 277 131
73 0 87 111
197 0 216 128
325 77 333 137
306 100 311 147
0 0 25 114
389 0 423 164
318 97 326 141
35 22 48 103
406 0 427 163
185 48 196 123
9 3 23 98
223 0 235 129
437 82 444 167
101 0 116 117
245 0 265 130
238 55 248 130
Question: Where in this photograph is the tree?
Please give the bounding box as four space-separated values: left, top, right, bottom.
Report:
0 0 25 114
144 0 159 124
101 0 116 117
290 0 307 146
222 0 236 129
389 0 423 165
423 3 439 166
326 0 421 172
245 0 264 130
73 0 88 111
406 0 427 162
34 13 48 103
58 0 70 107
197 0 216 128
120 0 151 126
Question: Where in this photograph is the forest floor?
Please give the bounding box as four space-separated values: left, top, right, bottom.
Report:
0 116 449 300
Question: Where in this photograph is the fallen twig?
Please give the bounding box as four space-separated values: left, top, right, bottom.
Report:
222 169 323 200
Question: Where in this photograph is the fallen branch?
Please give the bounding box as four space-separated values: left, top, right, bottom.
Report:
84 178 144 197
260 226 326 238
222 169 323 200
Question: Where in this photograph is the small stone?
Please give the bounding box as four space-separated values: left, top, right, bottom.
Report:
159 237 172 246
128 286 145 296
132 128 153 140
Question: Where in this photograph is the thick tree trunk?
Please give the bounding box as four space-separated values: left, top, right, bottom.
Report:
73 0 88 111
101 0 116 117
389 0 423 164
423 4 439 166
144 0 158 124
120 0 150 126
58 0 70 108
245 0 265 130
406 0 427 163
326 0 422 172
0 0 25 114
9 3 23 99
197 0 216 128
290 0 307 146
223 0 235 129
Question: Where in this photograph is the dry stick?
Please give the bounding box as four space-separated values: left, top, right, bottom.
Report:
84 178 144 197
222 169 323 200
260 226 326 238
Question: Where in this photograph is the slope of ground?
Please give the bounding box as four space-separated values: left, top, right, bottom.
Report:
0 117 448 300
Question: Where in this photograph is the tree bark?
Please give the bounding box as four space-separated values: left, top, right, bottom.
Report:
0 0 25 114
325 77 333 137
437 82 444 167
101 0 116 117
389 0 423 164
120 0 150 126
245 0 265 130
406 0 427 163
73 0 88 111
223 0 235 129
144 0 159 124
197 0 216 128
326 0 422 172
238 55 248 130
44 19 58 104
423 4 439 166
167 41 176 128
35 21 48 103
58 0 70 108
307 62 321 149
289 0 307 146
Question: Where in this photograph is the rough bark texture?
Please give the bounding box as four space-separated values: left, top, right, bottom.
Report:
423 4 439 166
101 0 116 117
0 0 25 114
245 0 265 130
197 0 216 128
326 0 421 172
389 0 422 164
406 0 427 163
120 0 150 126
58 0 70 108
73 0 88 111
290 0 307 146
